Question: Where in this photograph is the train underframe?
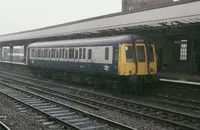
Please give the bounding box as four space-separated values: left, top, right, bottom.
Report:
30 66 159 95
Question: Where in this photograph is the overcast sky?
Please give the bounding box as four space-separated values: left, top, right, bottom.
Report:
0 0 121 35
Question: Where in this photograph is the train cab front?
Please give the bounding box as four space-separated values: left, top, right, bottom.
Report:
118 38 158 94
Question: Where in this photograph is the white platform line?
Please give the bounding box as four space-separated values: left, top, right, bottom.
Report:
0 121 11 130
160 78 200 85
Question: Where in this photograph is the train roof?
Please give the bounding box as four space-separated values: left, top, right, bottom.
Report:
27 34 144 48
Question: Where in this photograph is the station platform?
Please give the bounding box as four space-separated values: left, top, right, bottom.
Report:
0 60 30 74
0 60 26 65
158 71 200 85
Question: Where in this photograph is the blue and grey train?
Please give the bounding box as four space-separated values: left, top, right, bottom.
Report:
27 34 158 93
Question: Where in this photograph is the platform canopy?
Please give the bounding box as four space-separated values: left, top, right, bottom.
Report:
0 0 200 46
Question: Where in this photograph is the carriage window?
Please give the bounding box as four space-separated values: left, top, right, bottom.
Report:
69 49 74 59
35 50 38 57
48 49 51 58
51 49 56 58
79 48 82 59
37 49 39 57
148 46 154 62
65 49 68 59
126 46 136 62
62 49 65 58
105 47 109 60
83 48 86 59
88 49 92 60
137 46 146 62
44 49 48 58
56 49 59 58
31 49 35 57
38 49 41 58
40 49 43 57
75 50 78 59
59 49 62 58
41 50 44 58
36 49 39 57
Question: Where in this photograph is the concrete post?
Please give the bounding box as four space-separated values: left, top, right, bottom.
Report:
10 46 13 62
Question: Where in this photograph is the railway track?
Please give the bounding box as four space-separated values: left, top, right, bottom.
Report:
146 94 200 110
3 71 200 111
0 71 200 129
0 81 136 130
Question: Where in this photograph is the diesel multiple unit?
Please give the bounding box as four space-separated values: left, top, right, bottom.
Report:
27 34 158 94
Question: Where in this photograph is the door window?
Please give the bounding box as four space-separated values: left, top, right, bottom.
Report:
137 46 146 62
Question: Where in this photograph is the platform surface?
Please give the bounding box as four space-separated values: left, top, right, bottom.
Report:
0 60 26 65
158 71 200 84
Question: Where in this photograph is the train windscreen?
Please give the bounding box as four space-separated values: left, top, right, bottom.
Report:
126 46 136 62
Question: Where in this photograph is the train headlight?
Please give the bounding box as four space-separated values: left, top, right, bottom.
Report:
150 68 154 73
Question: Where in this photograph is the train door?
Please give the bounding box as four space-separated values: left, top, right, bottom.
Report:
148 45 157 74
135 44 148 75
